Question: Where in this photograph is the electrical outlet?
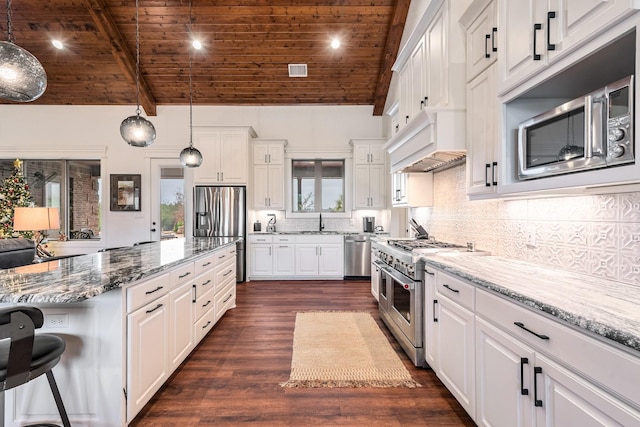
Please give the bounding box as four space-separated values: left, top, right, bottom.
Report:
46 314 69 328
527 226 537 247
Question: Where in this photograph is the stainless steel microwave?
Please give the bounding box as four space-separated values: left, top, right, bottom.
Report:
518 76 634 180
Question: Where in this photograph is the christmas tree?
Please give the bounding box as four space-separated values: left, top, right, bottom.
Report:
0 159 33 238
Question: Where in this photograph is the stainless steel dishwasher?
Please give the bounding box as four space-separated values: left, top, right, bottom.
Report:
344 235 371 278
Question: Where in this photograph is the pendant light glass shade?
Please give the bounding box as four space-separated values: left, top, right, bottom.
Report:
120 112 156 147
180 0 202 168
180 145 203 167
0 0 47 102
121 0 155 147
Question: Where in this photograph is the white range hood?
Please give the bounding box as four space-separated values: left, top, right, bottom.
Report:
384 109 466 173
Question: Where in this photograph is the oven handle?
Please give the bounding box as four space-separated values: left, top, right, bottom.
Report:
380 264 418 289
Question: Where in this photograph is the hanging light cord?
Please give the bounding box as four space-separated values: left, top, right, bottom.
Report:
134 0 141 115
189 0 194 148
6 0 14 43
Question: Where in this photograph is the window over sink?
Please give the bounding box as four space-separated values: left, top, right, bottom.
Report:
291 159 345 213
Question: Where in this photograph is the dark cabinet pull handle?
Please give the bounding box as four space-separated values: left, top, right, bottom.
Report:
179 271 191 279
420 100 425 110
433 299 438 322
492 27 497 52
202 320 212 329
514 322 550 340
146 303 163 314
533 24 542 60
492 161 498 186
145 286 163 295
202 261 211 267
485 34 491 58
223 294 233 303
405 115 410 123
192 284 197 303
485 164 491 187
547 12 556 51
223 269 233 277
202 279 212 286
443 284 459 293
534 366 543 407
520 358 529 395
202 300 211 308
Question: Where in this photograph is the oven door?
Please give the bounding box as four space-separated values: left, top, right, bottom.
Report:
376 261 390 311
382 267 423 348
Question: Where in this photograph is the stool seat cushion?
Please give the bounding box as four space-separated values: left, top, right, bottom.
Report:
0 334 65 382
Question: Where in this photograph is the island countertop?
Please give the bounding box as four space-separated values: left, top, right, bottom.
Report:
421 254 640 354
0 237 238 304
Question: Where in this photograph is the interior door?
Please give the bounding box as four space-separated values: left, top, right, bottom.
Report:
150 158 189 241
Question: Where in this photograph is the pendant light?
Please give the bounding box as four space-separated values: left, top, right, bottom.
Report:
180 0 203 168
120 0 156 147
0 0 47 102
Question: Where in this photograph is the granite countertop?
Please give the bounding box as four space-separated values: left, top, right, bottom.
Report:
421 254 640 354
0 237 237 304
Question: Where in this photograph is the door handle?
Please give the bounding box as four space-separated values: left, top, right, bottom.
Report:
514 322 550 340
491 27 497 52
150 228 156 232
547 12 556 51
534 366 543 407
492 162 498 186
485 34 491 58
520 358 529 395
433 299 438 322
533 23 542 60
485 163 491 187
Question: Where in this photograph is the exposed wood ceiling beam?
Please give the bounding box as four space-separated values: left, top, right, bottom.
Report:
372 0 410 116
84 0 157 116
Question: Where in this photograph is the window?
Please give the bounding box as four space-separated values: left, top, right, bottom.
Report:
0 159 101 240
292 159 344 212
160 167 184 239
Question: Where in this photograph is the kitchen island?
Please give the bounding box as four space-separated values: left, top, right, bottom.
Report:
0 237 238 426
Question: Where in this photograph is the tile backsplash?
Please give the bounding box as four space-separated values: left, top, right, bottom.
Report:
411 164 640 286
249 209 391 234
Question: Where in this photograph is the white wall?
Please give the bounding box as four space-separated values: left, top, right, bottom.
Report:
0 104 385 248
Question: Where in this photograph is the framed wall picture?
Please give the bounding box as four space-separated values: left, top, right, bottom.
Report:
110 174 141 211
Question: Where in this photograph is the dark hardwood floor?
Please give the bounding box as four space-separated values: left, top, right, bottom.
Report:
130 280 476 426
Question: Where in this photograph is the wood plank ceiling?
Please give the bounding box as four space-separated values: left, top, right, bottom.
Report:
1 0 409 116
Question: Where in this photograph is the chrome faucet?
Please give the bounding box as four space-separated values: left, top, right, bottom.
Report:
319 213 324 231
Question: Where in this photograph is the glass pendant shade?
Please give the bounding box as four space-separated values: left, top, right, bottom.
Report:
0 40 47 102
180 145 203 167
120 113 156 147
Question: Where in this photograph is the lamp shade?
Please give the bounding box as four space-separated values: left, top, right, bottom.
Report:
180 145 203 167
0 41 47 102
13 207 60 231
120 114 156 147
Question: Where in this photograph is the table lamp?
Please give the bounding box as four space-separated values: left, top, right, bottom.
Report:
13 207 60 261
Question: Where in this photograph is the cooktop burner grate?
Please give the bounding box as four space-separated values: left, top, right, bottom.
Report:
387 239 465 252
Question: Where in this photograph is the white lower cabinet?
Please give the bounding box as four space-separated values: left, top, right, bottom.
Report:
424 266 640 426
127 294 170 422
273 243 295 275
295 242 343 276
249 243 273 276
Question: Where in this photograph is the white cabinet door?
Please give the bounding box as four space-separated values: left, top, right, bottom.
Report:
253 142 284 164
253 165 270 209
169 284 195 371
437 295 476 419
425 3 447 107
267 164 284 209
273 243 295 275
424 268 438 370
498 0 546 92
127 294 170 421
368 164 386 209
467 65 498 196
398 62 412 129
410 34 427 117
295 244 318 276
371 261 380 301
219 131 248 184
249 244 272 276
353 164 372 208
391 173 407 205
534 353 640 427
466 0 497 81
318 243 343 276
193 132 222 183
354 142 386 165
368 144 386 165
476 317 535 427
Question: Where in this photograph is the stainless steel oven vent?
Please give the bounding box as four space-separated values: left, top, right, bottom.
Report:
401 151 466 173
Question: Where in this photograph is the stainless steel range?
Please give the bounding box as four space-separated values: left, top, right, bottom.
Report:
372 238 469 367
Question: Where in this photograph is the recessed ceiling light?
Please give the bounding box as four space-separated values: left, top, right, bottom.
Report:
331 38 341 49
192 39 202 50
52 40 64 50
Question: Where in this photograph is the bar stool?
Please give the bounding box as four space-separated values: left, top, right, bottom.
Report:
0 306 71 427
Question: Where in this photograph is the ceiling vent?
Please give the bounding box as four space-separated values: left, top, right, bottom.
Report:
288 64 308 77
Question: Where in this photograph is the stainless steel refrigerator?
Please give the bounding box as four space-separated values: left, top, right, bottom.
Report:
194 186 246 282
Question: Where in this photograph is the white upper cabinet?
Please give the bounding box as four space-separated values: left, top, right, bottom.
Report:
497 0 639 94
462 0 498 82
252 139 286 210
351 139 387 210
392 0 470 132
353 140 385 164
192 126 257 185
